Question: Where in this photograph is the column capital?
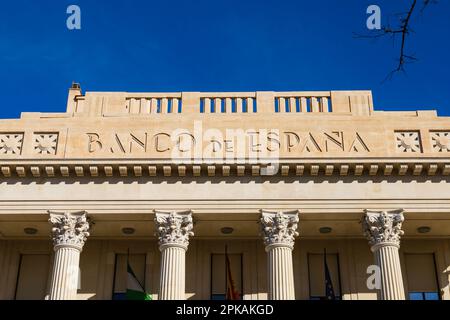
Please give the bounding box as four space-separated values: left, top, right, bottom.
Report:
48 210 90 251
363 209 405 249
154 210 194 250
260 210 299 250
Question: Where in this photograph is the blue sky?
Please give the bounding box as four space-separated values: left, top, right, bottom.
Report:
0 0 449 118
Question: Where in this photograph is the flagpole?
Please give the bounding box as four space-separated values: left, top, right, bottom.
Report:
323 248 327 300
323 247 336 300
126 248 151 300
225 244 228 300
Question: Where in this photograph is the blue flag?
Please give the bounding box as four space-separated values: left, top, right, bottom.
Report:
324 249 336 300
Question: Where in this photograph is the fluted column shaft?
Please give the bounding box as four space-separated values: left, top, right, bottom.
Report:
155 210 193 300
49 246 81 300
159 245 186 300
260 210 299 300
48 210 90 300
266 245 295 300
363 209 405 300
372 243 405 300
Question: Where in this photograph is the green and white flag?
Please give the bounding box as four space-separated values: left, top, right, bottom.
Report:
126 263 152 300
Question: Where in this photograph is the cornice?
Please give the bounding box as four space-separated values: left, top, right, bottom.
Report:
0 159 449 179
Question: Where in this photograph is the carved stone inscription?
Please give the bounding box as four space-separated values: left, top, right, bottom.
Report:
84 130 371 158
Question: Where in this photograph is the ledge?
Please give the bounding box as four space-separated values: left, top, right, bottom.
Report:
0 160 449 179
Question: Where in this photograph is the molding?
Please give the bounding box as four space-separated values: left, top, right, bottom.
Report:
2 200 450 216
1 160 450 179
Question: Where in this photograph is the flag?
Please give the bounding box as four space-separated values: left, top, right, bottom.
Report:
126 262 152 300
225 246 240 300
324 248 336 300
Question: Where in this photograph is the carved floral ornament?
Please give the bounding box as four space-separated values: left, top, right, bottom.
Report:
33 133 59 155
154 210 194 249
260 210 299 249
395 131 422 153
48 210 90 250
431 131 450 152
0 133 23 155
362 209 405 248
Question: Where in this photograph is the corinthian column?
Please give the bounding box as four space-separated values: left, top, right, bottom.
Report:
363 209 405 300
155 210 194 300
260 210 299 300
48 211 90 300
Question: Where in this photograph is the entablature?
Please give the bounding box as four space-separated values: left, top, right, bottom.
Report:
1 86 449 179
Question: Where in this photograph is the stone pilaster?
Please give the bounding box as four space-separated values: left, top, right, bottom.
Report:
260 210 299 300
363 209 405 300
155 210 194 300
48 210 90 300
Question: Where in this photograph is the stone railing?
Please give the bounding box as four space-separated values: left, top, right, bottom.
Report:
273 91 331 113
200 92 256 114
125 93 182 114
62 88 374 117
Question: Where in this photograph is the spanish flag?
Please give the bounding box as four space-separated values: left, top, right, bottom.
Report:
225 246 240 300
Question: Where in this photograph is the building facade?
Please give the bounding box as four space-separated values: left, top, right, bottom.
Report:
0 86 449 300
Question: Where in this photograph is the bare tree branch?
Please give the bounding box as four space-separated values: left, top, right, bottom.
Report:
353 0 437 81
421 0 437 13
393 0 417 74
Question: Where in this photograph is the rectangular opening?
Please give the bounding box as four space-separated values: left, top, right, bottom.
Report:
307 253 341 300
211 99 216 113
210 253 243 300
112 253 146 300
168 98 173 113
328 97 333 112
405 253 440 300
15 254 50 300
200 98 205 113
157 99 162 113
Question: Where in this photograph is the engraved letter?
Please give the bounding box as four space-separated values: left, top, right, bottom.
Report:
348 133 370 152
176 133 196 153
301 133 322 153
129 133 147 153
209 140 222 153
87 133 102 153
248 131 261 153
154 133 171 152
267 132 281 152
325 131 345 152
284 132 300 152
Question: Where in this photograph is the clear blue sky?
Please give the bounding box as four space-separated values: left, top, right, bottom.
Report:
0 0 449 118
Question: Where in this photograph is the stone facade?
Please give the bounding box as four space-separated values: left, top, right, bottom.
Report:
0 86 449 300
